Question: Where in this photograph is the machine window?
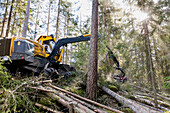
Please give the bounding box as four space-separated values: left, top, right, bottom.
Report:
39 40 42 44
14 41 25 53
49 41 55 49
26 43 34 55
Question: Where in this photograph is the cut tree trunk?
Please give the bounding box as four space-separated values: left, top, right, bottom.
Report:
35 103 62 113
48 84 123 113
68 95 107 113
134 95 170 111
54 91 95 113
102 86 163 113
128 83 170 101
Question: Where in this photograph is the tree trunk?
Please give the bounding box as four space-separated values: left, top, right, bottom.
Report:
144 35 152 85
35 103 61 113
11 0 19 36
34 4 40 40
134 95 169 111
102 86 161 113
11 12 17 36
5 0 15 37
163 51 169 77
48 84 122 113
144 21 158 108
86 0 98 101
68 95 107 113
1 0 9 37
47 0 51 36
153 37 163 91
128 83 170 101
55 0 61 39
22 0 31 37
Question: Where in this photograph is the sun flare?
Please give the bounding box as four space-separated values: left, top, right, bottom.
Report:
132 10 149 22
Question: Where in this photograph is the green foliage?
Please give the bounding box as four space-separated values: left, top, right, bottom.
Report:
72 42 90 72
122 108 134 113
101 80 120 91
0 64 38 112
163 76 170 89
71 88 85 96
125 95 136 101
108 85 118 92
120 84 132 92
99 60 113 75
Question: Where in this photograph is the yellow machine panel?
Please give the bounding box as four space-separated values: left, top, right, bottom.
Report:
11 37 46 57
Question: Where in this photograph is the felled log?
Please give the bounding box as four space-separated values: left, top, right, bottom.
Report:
30 86 96 113
54 91 96 113
102 86 163 113
48 83 123 113
67 95 107 113
49 93 74 113
35 103 62 113
134 95 170 111
128 83 170 101
135 92 170 106
29 86 73 112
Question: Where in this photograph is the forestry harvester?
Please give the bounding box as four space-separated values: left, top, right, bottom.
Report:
0 34 91 76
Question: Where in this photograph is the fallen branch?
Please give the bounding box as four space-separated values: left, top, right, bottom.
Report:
35 103 61 113
102 86 163 113
48 83 123 113
34 80 53 84
28 86 55 93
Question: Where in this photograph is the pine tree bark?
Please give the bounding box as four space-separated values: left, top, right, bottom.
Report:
144 22 158 108
22 0 31 37
55 0 61 39
11 0 19 36
34 4 40 40
153 37 163 91
141 0 157 107
5 0 15 37
144 35 152 85
47 0 51 36
102 86 161 113
86 0 98 101
1 0 9 37
11 12 17 36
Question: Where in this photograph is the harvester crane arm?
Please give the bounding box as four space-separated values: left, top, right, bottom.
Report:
48 34 91 64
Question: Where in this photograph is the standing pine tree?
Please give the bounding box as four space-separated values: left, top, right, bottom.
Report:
1 0 9 37
86 0 98 101
22 0 31 37
5 0 15 37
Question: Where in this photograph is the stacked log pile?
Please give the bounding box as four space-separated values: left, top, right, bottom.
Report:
1 77 169 113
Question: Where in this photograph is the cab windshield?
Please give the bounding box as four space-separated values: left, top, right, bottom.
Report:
14 40 34 55
42 40 55 53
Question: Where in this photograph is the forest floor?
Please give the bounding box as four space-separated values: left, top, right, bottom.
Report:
0 71 170 113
